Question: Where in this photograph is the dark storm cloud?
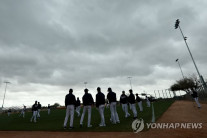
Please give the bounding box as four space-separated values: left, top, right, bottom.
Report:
0 0 207 106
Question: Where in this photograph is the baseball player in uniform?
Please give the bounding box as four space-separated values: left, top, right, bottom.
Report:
63 89 76 129
30 101 38 122
96 87 106 127
146 96 151 107
48 104 51 115
107 87 120 124
128 89 137 119
37 102 41 118
135 94 143 112
80 88 94 128
19 105 26 118
75 97 81 117
7 109 11 116
190 88 201 108
120 91 130 118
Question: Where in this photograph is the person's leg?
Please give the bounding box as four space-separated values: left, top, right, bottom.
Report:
80 106 86 125
63 105 70 127
99 105 105 126
70 105 75 127
139 101 143 111
23 111 25 118
87 106 92 127
131 104 137 118
30 111 34 122
77 106 81 116
102 105 105 125
110 103 116 124
194 97 201 108
113 102 120 123
34 111 37 122
121 104 125 112
122 104 127 117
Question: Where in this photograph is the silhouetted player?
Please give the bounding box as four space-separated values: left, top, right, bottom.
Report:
136 94 143 112
80 88 94 128
76 97 81 117
107 87 120 124
128 89 137 119
63 89 76 129
96 87 106 127
30 101 38 122
120 91 130 118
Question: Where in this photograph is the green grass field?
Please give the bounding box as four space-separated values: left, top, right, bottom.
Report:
0 99 174 132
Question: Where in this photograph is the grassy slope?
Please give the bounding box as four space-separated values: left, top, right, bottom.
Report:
0 99 174 132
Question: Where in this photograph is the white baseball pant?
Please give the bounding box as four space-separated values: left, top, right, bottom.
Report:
30 111 37 122
37 109 41 117
147 100 151 107
110 102 120 124
121 104 130 117
130 103 137 118
194 97 201 108
138 101 143 112
98 104 105 126
63 105 75 127
80 105 92 127
76 106 81 117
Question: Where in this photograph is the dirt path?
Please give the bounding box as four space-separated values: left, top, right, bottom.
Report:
0 100 207 138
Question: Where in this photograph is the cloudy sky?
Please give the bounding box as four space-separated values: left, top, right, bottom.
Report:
0 0 207 108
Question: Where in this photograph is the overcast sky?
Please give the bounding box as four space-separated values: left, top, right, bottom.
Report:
0 0 207 108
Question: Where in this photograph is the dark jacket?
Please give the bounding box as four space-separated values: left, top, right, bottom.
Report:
128 93 136 104
65 93 76 107
76 99 81 107
107 91 116 103
96 92 105 107
32 104 38 111
191 90 198 98
120 94 128 104
136 95 142 102
37 104 41 109
82 93 94 106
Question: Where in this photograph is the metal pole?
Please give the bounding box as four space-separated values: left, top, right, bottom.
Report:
128 77 132 90
177 22 207 92
176 59 185 79
2 82 10 109
84 82 87 88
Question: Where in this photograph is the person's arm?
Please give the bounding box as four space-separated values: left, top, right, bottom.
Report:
65 95 67 107
96 94 99 108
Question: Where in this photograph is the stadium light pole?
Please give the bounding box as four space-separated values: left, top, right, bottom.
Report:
175 59 185 79
2 81 11 109
84 82 87 88
128 77 132 90
174 19 207 92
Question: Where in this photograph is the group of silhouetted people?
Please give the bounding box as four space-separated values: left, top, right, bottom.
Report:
63 87 151 129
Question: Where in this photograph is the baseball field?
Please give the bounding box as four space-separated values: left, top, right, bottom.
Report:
0 99 174 132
